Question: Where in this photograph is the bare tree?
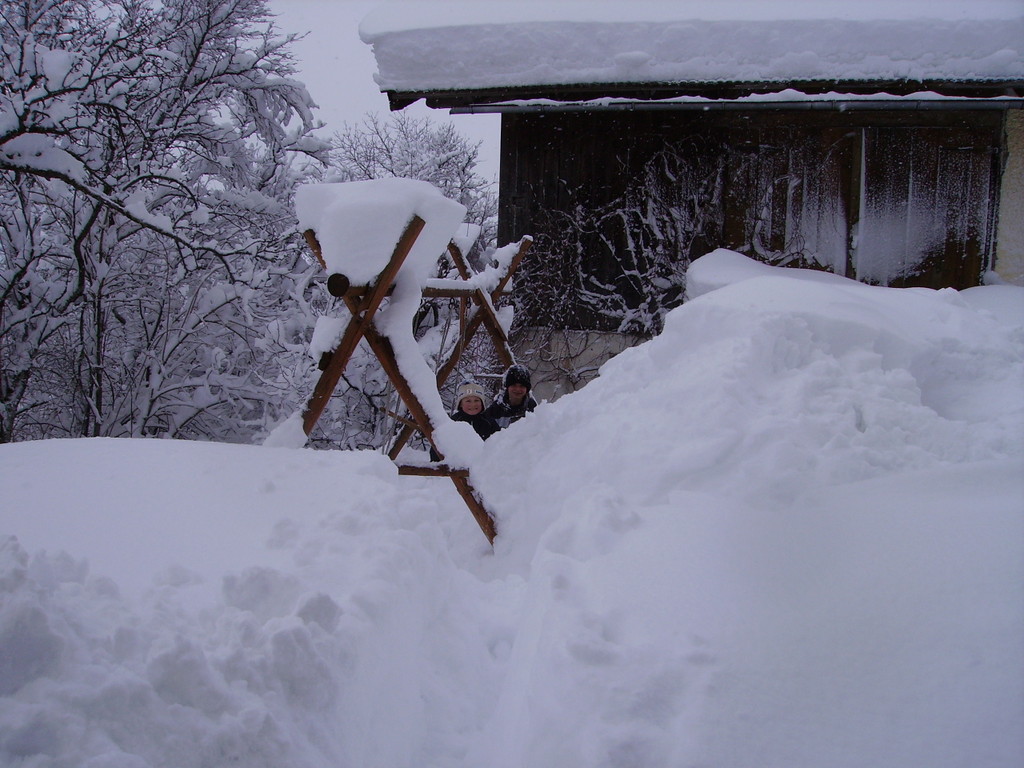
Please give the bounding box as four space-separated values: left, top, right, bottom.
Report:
328 112 497 250
517 140 725 337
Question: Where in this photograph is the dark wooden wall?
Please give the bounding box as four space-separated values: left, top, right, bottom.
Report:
498 109 1003 332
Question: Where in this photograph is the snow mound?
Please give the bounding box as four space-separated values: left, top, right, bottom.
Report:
1 253 1022 767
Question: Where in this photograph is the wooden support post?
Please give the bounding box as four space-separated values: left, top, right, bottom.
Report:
397 464 469 478
446 243 513 354
441 236 531 376
397 464 497 544
448 241 472 280
450 474 497 544
387 236 532 460
301 216 425 436
297 227 523 546
342 293 444 456
304 229 327 269
352 297 499 545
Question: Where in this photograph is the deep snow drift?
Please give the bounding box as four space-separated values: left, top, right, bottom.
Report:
2 251 1022 767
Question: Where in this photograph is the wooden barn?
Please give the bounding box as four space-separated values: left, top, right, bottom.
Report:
362 2 1024 397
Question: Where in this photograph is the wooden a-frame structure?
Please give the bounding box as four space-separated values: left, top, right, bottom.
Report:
300 219 532 545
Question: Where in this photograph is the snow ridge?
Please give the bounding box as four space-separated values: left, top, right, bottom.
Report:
1 252 1022 767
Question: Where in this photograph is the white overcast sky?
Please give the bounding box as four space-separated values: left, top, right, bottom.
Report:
269 0 502 180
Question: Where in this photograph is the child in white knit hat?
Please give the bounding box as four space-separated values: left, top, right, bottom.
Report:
451 381 499 440
430 380 499 461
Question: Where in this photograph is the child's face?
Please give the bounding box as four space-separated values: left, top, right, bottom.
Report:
460 396 483 415
507 383 528 406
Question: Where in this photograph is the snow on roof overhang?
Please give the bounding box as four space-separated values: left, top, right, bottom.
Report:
388 83 1024 113
443 90 1024 115
361 1 1024 111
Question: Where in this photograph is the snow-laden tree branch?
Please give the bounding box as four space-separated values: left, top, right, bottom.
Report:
0 0 328 442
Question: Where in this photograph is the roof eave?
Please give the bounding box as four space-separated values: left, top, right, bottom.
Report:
385 79 1024 111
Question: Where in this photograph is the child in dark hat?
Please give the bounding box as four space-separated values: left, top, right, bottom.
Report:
484 363 537 429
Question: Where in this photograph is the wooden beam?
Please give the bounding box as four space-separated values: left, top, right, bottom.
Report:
450 474 497 544
491 236 532 300
396 464 496 544
301 216 425 436
303 229 327 270
299 224 503 546
448 241 472 279
321 237 527 302
385 409 419 432
325 280 509 301
473 288 509 343
424 285 509 299
353 300 499 544
446 241 511 346
342 293 447 457
439 236 533 374
396 463 470 478
385 236 532 460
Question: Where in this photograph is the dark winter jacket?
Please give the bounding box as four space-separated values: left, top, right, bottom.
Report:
452 409 500 441
430 409 499 461
483 392 537 430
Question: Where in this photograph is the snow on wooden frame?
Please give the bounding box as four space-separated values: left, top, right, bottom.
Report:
295 178 466 287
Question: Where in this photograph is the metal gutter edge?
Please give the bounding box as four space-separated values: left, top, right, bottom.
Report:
450 99 1024 114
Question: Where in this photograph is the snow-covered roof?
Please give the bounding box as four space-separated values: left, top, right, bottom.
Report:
360 0 1024 108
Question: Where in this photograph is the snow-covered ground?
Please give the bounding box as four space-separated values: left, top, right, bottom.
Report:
2 251 1022 767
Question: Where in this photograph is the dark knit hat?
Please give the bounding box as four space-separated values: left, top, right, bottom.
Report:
504 364 531 390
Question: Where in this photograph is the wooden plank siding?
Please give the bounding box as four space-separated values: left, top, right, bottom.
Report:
498 110 1004 333
858 126 999 288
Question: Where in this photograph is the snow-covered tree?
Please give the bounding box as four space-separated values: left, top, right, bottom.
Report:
520 141 724 337
328 112 497 250
0 0 327 442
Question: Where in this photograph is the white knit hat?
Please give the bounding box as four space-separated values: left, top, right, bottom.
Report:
455 381 487 410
